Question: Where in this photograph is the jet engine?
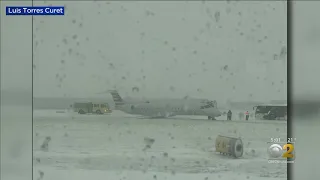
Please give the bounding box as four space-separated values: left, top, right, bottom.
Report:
215 135 243 158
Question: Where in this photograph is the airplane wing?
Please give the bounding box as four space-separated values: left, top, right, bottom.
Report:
137 116 173 119
147 111 176 118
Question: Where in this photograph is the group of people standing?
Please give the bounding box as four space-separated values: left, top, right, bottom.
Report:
227 110 250 121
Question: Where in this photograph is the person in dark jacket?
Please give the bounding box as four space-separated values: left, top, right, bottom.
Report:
227 110 232 120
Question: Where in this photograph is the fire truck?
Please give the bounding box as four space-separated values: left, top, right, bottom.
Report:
72 102 112 114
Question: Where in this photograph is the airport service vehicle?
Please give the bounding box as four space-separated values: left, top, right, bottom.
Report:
73 102 112 114
253 104 287 120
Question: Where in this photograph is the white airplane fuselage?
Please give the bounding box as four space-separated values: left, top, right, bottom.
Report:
117 99 221 118
108 90 221 118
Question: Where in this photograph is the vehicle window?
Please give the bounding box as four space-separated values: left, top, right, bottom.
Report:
101 104 106 108
94 104 99 107
256 106 271 113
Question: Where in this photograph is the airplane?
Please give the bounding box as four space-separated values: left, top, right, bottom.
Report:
108 90 222 120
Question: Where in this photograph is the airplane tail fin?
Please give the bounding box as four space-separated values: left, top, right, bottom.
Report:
108 90 125 107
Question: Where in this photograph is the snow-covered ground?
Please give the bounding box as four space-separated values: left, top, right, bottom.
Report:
32 109 287 180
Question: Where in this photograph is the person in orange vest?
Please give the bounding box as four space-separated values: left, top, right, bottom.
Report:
245 111 249 120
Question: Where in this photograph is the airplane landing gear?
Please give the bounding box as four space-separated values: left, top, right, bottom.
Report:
208 116 216 120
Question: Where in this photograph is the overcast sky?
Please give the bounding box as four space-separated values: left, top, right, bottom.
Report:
3 1 287 102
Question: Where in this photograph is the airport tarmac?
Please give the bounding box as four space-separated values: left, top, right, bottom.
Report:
31 109 287 180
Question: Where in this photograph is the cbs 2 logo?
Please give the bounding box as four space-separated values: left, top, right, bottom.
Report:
282 144 294 158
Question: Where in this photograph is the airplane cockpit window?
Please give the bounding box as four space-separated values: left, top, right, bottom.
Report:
200 100 217 109
200 99 209 103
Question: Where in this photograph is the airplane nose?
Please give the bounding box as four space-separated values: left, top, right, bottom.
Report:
202 108 222 117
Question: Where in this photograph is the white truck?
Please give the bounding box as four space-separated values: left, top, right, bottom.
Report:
72 102 112 114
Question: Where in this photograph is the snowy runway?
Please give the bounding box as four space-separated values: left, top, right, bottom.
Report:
33 110 287 180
